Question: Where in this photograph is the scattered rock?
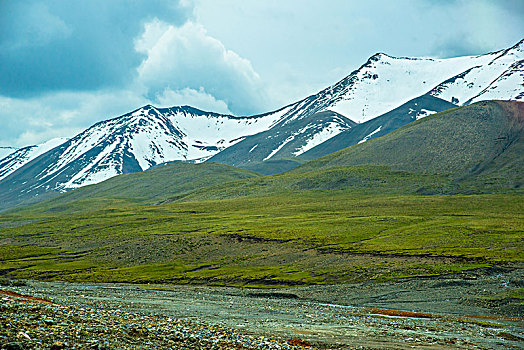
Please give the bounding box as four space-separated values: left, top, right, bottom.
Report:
287 338 312 347
16 332 30 341
50 342 66 350
3 342 23 350
497 331 524 342
0 294 302 350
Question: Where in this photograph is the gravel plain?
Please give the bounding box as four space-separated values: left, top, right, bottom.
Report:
1 267 523 349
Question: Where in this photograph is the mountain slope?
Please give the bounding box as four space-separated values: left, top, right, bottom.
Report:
208 110 356 167
300 95 457 160
174 101 523 202
298 100 523 186
238 158 305 176
429 41 524 105
0 138 67 180
15 162 259 212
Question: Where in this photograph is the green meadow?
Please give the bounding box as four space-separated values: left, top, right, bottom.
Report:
1 191 522 288
1 101 522 288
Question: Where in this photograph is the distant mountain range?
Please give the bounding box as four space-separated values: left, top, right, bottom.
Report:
17 100 523 213
0 39 522 209
181 100 524 202
212 39 523 167
0 138 67 181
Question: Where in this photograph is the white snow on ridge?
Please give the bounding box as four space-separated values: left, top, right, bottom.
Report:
264 135 295 161
166 107 288 161
323 40 523 123
431 43 524 104
293 122 347 156
0 137 68 181
358 126 382 144
27 105 300 191
469 60 524 103
327 53 498 123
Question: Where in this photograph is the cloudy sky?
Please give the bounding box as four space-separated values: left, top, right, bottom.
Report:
0 0 522 147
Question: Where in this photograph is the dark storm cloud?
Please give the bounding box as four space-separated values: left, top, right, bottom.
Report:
0 0 522 147
0 0 191 97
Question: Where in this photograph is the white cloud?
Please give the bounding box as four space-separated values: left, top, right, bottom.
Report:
0 90 149 147
136 20 267 115
156 87 232 114
0 18 269 147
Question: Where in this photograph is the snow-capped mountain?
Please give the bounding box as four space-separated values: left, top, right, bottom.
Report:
0 104 352 205
257 39 523 125
0 138 67 180
208 40 523 167
1 40 523 209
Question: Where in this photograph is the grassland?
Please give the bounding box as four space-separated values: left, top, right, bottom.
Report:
0 101 522 288
1 191 522 288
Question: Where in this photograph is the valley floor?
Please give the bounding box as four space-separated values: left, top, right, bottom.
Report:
1 267 523 350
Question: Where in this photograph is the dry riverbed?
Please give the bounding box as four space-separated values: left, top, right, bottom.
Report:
1 267 523 349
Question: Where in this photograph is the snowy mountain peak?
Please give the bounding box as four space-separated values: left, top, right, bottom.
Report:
321 39 523 122
0 103 317 194
1 40 522 206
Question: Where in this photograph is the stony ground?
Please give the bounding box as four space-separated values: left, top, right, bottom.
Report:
0 289 305 350
1 268 523 349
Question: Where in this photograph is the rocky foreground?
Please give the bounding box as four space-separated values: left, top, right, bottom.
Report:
1 269 523 350
0 289 307 350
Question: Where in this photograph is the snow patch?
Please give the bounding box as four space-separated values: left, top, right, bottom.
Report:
264 135 295 161
0 137 68 180
358 126 382 144
416 109 437 120
293 122 347 156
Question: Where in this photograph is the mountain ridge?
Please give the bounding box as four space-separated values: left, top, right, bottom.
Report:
0 40 522 209
300 94 457 161
204 39 523 166
13 100 523 215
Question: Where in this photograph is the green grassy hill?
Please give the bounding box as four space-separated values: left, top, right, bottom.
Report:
238 158 305 175
298 100 523 189
174 101 523 202
0 100 522 288
13 162 259 213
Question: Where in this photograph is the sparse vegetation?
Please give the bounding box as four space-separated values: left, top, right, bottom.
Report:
0 101 522 288
1 191 522 287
